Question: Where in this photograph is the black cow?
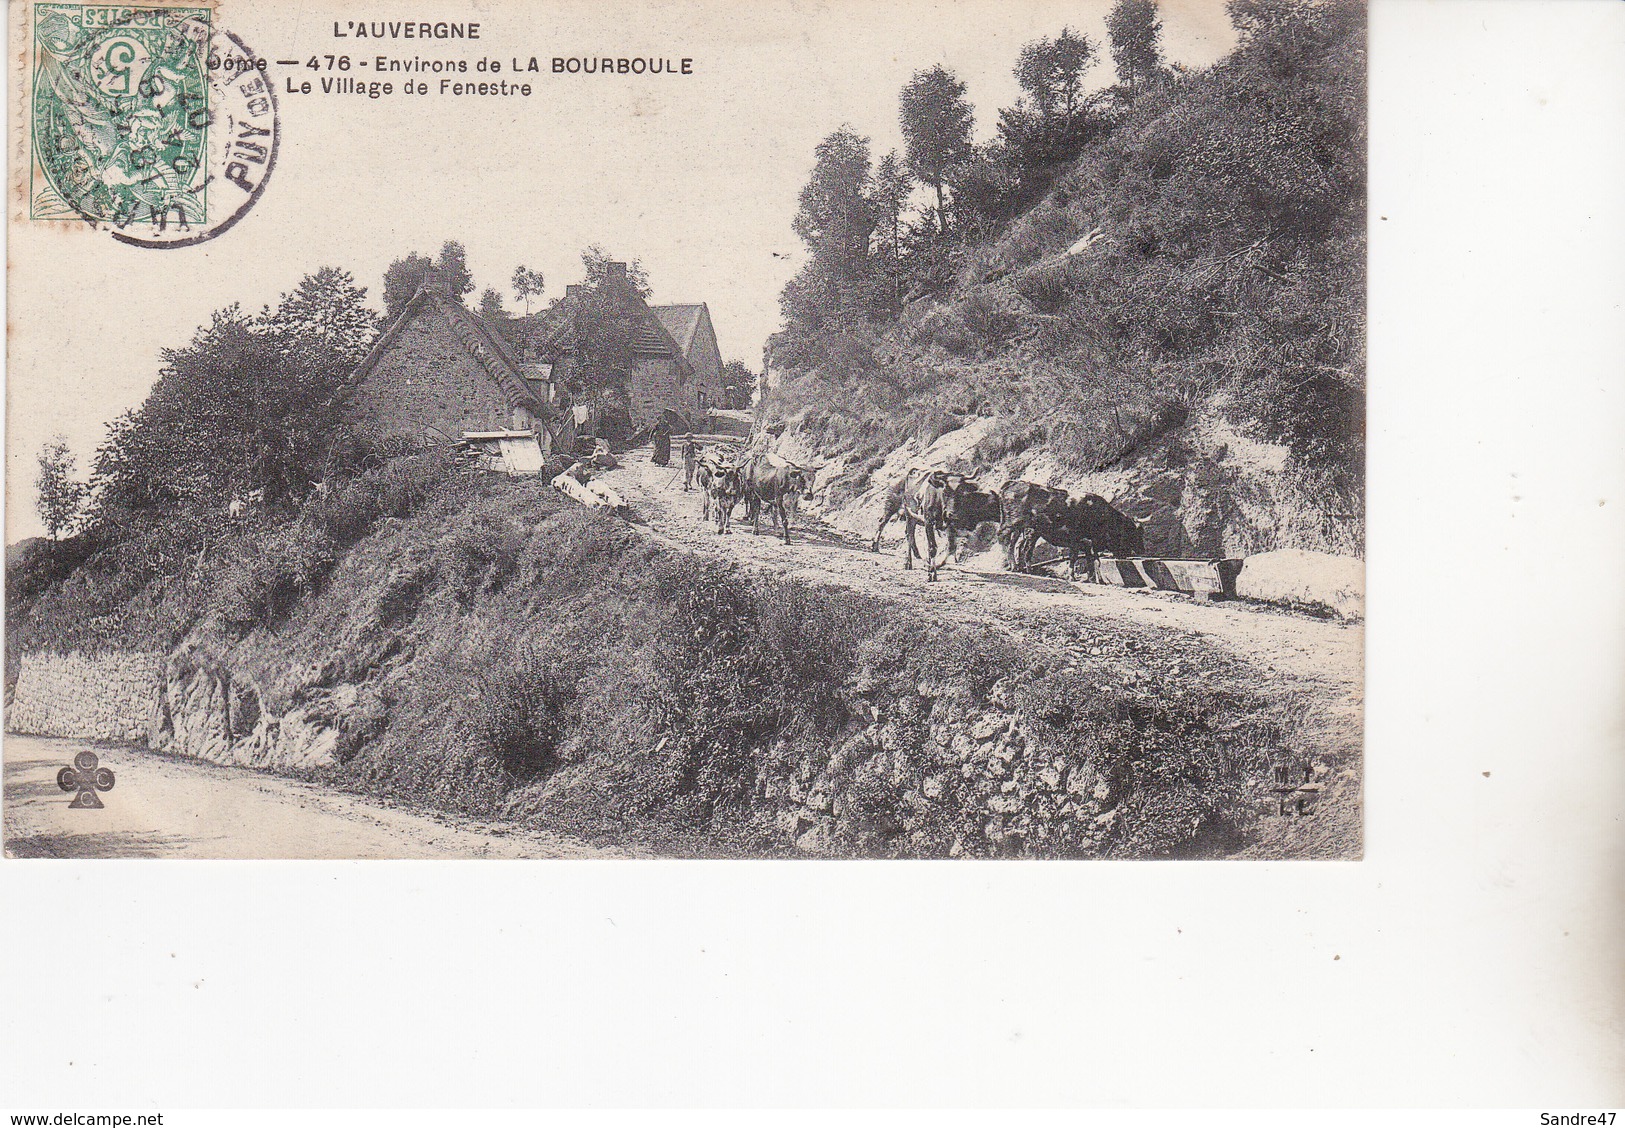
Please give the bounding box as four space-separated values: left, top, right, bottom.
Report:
1000 480 1144 579
740 454 814 543
871 468 1001 582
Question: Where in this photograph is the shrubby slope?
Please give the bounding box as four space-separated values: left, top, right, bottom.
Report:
11 458 1342 858
766 2 1365 558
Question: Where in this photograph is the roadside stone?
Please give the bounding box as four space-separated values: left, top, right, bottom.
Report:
970 714 1004 741
795 818 839 854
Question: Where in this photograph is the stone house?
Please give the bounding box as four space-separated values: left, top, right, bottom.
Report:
652 302 724 414
529 262 723 436
346 261 725 447
344 276 576 453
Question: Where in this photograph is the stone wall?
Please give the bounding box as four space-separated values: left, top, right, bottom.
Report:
350 305 515 440
628 356 684 432
757 676 1117 857
7 651 164 742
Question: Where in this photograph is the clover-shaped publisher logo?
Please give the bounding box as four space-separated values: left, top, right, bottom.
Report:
57 750 116 810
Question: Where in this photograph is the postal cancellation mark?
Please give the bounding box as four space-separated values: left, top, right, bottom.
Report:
28 2 280 248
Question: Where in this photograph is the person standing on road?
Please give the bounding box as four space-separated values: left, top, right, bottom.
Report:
683 436 697 491
652 419 672 467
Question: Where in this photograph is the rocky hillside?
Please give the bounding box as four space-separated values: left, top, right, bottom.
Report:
764 1 1365 561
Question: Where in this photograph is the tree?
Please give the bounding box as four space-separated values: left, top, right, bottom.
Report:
1015 27 1096 122
988 28 1105 212
381 251 433 323
478 287 510 319
380 240 475 322
90 266 379 517
1107 0 1165 94
899 66 973 235
35 436 86 542
782 126 882 333
434 240 474 304
266 266 378 377
580 245 653 299
719 360 757 410
511 265 545 314
259 267 379 490
872 151 912 258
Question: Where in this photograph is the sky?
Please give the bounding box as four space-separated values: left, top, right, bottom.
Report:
5 0 1238 541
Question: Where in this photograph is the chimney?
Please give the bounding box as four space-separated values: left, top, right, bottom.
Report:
565 284 582 300
606 261 627 279
420 266 447 295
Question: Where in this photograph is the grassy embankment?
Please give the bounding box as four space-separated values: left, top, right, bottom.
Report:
9 455 1343 857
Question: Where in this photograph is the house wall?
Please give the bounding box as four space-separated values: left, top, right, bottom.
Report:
349 308 517 440
686 310 725 410
627 356 685 432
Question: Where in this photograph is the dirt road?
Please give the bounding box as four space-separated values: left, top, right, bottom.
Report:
3 735 631 859
600 446 1363 857
599 447 1363 701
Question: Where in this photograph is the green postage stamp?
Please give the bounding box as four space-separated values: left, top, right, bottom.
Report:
26 2 278 247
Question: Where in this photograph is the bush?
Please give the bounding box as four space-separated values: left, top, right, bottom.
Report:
380 450 458 516
307 449 460 544
1014 672 1271 858
469 638 575 781
956 290 1020 346
1012 259 1078 312
912 306 975 356
435 509 528 605
216 523 340 629
348 628 577 814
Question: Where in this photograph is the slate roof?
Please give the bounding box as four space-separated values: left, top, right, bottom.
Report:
529 274 693 368
652 304 706 357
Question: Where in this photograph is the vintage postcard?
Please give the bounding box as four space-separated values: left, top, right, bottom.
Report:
4 0 1365 859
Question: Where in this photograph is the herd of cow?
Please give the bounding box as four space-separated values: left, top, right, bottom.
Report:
694 447 813 542
691 447 1145 583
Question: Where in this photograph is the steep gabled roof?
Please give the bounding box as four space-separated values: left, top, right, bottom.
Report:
652 304 707 357
621 282 691 367
531 298 580 358
530 272 694 374
348 285 543 414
